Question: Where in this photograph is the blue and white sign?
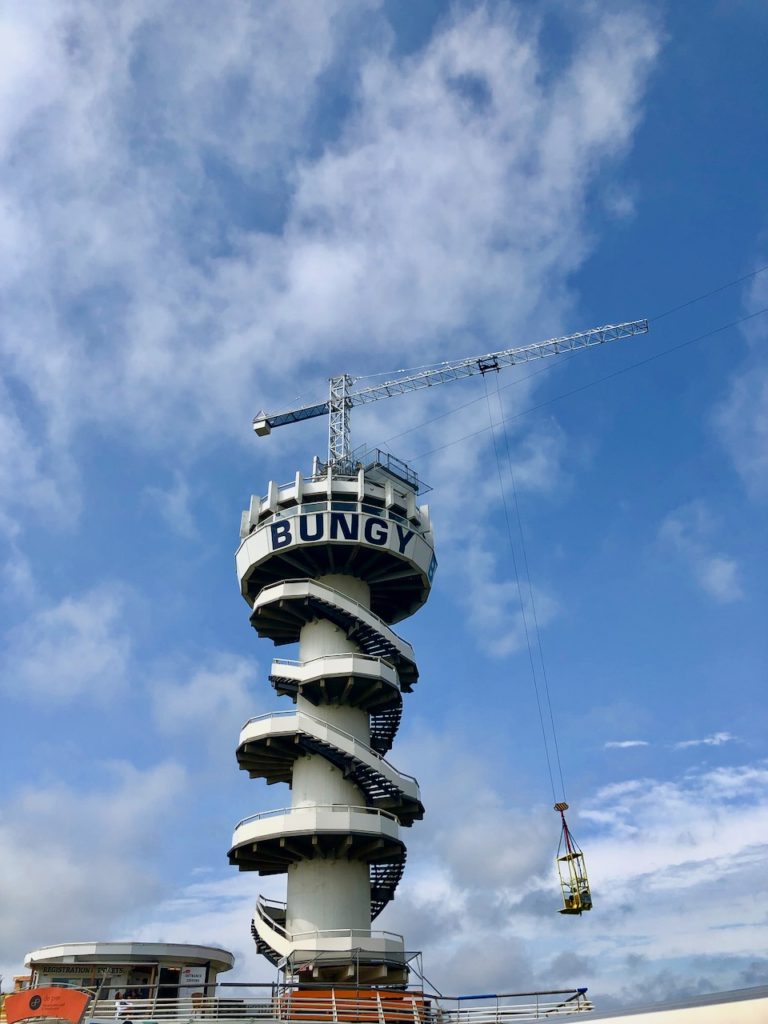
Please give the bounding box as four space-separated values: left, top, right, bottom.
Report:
237 508 437 590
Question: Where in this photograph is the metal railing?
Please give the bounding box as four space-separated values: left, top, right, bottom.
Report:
254 580 415 662
239 711 419 787
75 984 592 1024
234 804 400 831
252 501 427 536
254 896 404 947
270 654 398 676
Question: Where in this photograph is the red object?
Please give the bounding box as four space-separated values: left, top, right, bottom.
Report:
4 987 90 1024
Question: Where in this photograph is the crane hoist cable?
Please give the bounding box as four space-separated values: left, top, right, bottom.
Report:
491 372 567 803
253 320 649 921
379 262 768 454
483 374 594 915
410 305 768 464
483 374 558 805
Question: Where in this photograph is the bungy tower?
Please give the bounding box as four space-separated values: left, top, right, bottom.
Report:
228 453 436 986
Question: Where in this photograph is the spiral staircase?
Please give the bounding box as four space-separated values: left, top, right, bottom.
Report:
228 461 436 984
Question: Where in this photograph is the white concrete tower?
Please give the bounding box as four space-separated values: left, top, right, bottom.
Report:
229 455 436 985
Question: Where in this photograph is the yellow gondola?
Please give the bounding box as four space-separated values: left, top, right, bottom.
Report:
554 802 593 915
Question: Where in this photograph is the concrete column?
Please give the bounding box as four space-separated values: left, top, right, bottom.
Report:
287 858 371 935
287 571 373 936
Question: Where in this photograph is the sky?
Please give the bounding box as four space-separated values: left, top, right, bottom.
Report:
0 0 766 1012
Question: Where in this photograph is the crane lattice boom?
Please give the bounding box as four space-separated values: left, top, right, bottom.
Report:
253 319 648 471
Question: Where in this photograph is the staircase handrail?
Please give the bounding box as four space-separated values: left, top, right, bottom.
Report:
240 711 419 785
255 899 405 944
255 579 415 660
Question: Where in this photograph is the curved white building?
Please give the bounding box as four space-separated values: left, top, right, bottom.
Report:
24 942 234 997
229 455 436 984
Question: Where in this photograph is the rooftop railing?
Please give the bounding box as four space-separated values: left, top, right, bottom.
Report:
249 501 428 536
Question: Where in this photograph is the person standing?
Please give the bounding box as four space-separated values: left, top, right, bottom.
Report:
115 992 134 1024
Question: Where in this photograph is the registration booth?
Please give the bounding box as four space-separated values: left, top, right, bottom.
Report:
24 942 234 1002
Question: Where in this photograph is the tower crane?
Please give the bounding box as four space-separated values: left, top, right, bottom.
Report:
253 320 649 473
250 316 647 922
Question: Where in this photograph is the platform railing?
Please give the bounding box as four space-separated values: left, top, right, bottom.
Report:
234 803 400 831
254 895 405 947
255 580 404 643
251 501 428 535
270 654 395 671
239 711 420 786
76 984 592 1024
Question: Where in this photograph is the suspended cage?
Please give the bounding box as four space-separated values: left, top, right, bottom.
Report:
554 802 592 915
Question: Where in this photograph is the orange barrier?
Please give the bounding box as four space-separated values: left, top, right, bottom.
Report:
4 988 90 1024
278 989 429 1023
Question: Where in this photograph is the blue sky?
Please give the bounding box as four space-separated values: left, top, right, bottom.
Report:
0 0 767 1010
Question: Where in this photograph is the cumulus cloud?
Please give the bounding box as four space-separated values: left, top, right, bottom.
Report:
713 269 768 502
377 727 768 1002
0 759 187 981
151 652 261 761
0 584 131 702
127 873 285 982
460 542 559 658
0 3 658 491
657 500 743 603
0 2 661 696
316 748 768 998
605 739 649 749
144 472 200 540
0 384 74 536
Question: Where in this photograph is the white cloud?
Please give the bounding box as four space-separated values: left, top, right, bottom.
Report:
0 384 73 536
151 652 261 762
127 873 283 982
1 544 36 602
605 739 649 749
715 364 768 501
0 3 658 454
674 731 737 750
0 584 131 702
603 183 637 221
367 724 768 999
0 759 187 981
144 472 199 540
460 542 559 658
658 500 743 603
713 266 768 501
0 4 661 694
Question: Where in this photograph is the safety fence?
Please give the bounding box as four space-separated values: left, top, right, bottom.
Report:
72 984 592 1024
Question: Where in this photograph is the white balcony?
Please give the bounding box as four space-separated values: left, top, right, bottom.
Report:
232 804 401 849
237 712 420 803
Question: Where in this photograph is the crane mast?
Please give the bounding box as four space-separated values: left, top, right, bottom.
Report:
253 319 649 474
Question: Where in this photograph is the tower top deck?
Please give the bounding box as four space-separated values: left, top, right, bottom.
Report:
237 460 436 625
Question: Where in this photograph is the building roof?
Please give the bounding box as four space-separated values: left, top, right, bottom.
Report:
25 942 235 974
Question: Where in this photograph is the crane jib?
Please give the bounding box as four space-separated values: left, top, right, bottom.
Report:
252 319 648 464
